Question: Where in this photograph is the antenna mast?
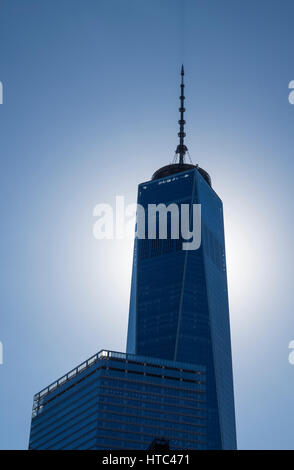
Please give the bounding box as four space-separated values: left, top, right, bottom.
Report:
175 65 188 164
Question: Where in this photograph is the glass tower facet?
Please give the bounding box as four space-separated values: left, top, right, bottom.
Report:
127 167 237 449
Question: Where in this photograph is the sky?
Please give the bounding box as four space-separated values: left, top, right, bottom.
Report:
0 0 294 450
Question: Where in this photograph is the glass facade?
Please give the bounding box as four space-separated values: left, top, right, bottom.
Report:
29 350 207 450
126 168 237 449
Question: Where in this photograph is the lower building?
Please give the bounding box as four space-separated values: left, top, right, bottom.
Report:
29 350 207 450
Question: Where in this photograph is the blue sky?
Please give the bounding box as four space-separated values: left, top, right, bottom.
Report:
0 0 294 449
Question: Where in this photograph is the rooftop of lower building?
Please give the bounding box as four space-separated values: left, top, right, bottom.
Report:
33 349 206 402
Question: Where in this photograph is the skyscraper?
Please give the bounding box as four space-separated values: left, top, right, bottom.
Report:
29 66 236 450
127 66 237 449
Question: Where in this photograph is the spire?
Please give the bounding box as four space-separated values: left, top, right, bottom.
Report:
152 65 212 186
176 64 188 164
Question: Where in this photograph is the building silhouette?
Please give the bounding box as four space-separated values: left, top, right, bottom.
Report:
127 66 236 449
29 66 236 450
29 350 206 449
